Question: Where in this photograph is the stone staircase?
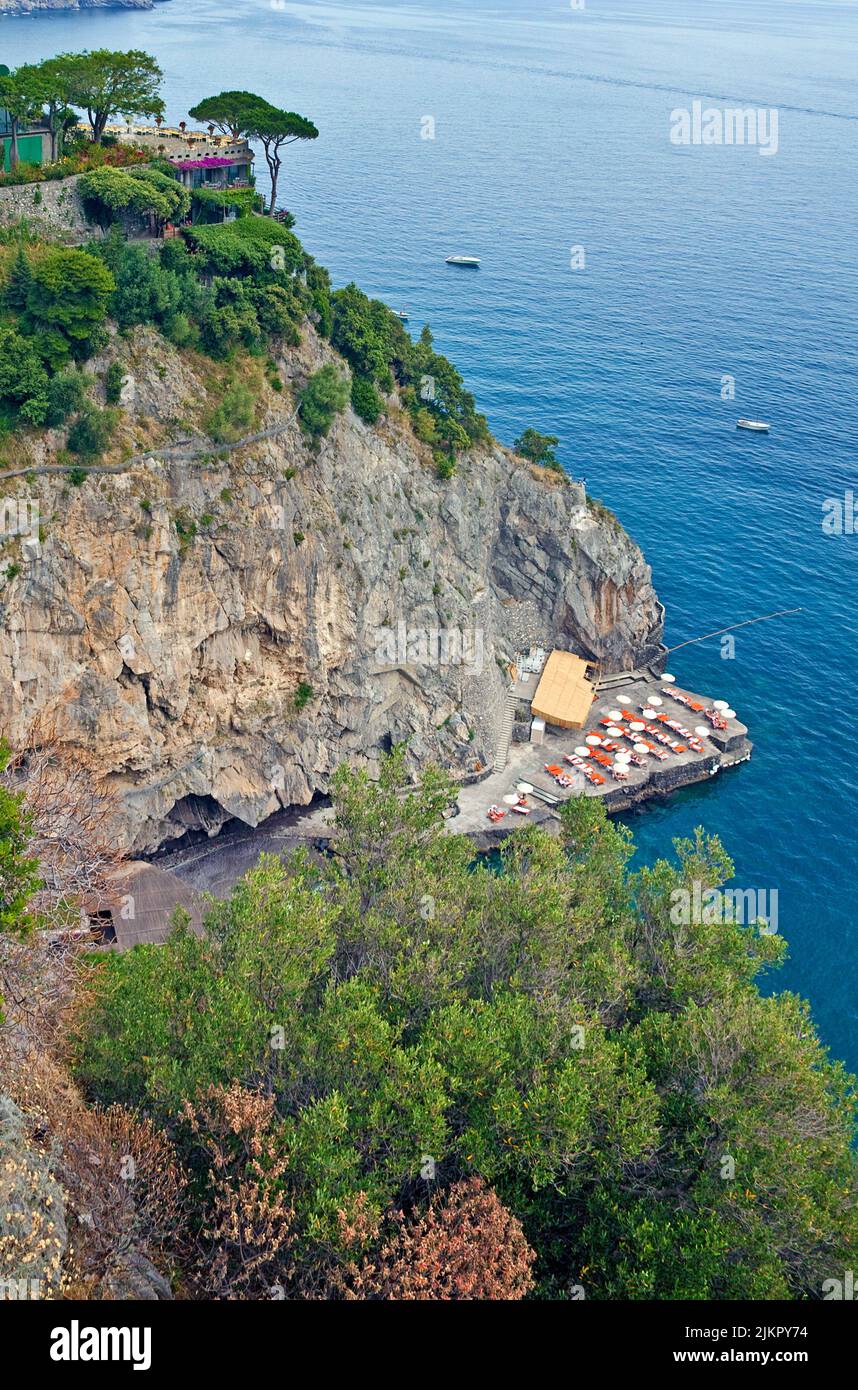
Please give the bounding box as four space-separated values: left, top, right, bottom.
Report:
493 692 517 772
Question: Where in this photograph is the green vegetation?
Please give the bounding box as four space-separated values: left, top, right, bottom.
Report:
104 360 124 406
514 427 562 471
79 165 190 228
350 373 383 424
183 215 303 278
66 750 857 1299
328 285 489 465
298 364 349 441
44 368 88 426
204 382 256 444
189 186 262 222
66 404 117 462
50 49 165 146
13 246 115 370
0 741 40 1020
294 681 314 711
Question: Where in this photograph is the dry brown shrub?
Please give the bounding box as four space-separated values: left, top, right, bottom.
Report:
343 1177 535 1301
183 1082 295 1300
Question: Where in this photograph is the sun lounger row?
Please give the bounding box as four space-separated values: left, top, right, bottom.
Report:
663 688 727 731
655 713 705 753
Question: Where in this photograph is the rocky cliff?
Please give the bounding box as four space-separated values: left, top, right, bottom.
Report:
0 1 160 14
0 324 663 852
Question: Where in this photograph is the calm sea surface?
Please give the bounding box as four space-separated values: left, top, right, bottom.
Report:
3 0 857 1070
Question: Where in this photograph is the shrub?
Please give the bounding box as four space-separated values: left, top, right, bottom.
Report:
67 405 117 461
44 369 87 427
0 324 49 426
297 365 349 441
344 1179 535 1301
79 165 189 228
18 247 114 369
183 216 303 280
513 427 562 471
350 374 382 425
205 383 255 444
104 360 125 405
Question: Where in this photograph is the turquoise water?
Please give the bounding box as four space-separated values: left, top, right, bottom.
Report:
3 0 857 1070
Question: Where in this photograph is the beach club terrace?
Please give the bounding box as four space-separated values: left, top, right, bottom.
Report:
113 124 255 190
453 658 752 845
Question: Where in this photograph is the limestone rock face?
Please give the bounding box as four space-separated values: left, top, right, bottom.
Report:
0 327 663 852
0 1 158 14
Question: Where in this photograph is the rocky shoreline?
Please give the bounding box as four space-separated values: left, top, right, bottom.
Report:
0 0 162 16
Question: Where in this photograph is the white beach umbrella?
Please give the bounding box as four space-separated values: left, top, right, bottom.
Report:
574 746 590 757
642 708 657 720
517 782 534 795
502 793 519 805
724 708 737 719
634 742 650 754
586 735 602 746
694 726 710 738
630 721 645 732
608 709 623 721
649 695 663 706
662 673 676 683
606 726 623 737
713 700 729 711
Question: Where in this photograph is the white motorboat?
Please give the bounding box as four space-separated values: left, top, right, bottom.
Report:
445 255 481 267
737 419 771 432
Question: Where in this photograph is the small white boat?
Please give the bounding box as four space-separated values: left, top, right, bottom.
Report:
395 310 409 322
737 419 771 432
445 255 481 267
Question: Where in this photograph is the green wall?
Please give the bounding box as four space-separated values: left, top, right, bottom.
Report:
2 135 45 174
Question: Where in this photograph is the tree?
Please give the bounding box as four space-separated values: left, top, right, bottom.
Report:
4 246 32 313
18 247 115 368
513 427 561 470
79 165 190 229
16 58 74 163
0 323 50 426
351 374 382 425
188 92 318 214
247 104 318 215
298 364 349 441
187 90 262 143
67 404 117 461
55 49 164 145
0 70 43 172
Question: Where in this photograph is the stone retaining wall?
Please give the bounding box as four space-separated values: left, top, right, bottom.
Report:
0 175 96 241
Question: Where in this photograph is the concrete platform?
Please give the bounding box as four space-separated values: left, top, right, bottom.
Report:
451 671 751 849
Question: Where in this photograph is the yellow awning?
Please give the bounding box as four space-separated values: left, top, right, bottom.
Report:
531 650 596 729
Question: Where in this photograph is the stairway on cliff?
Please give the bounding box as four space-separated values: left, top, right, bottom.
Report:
493 692 517 772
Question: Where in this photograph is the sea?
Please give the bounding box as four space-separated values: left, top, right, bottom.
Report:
2 0 856 1072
